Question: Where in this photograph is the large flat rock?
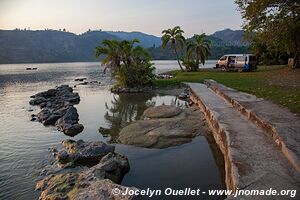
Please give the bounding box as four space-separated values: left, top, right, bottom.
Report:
143 105 182 118
118 105 209 148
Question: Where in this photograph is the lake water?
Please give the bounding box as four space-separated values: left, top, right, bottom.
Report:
0 61 224 200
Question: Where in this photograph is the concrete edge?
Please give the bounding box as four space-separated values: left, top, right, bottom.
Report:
203 79 300 175
182 82 241 191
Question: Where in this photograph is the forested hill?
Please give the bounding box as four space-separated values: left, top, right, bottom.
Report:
0 30 119 63
149 29 250 60
106 31 162 48
210 28 248 46
0 29 250 64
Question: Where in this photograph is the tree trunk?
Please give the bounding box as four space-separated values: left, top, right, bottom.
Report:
293 48 300 68
172 44 184 72
196 52 200 71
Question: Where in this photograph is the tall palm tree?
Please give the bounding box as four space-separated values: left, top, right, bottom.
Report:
186 34 211 70
161 26 186 71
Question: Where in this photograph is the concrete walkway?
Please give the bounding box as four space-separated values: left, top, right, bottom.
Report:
204 79 300 174
185 82 300 200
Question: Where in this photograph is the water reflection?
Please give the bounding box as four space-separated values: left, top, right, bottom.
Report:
100 92 156 142
99 91 189 143
206 133 226 191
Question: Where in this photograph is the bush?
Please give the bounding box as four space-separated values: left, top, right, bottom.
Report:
116 62 155 88
95 39 156 88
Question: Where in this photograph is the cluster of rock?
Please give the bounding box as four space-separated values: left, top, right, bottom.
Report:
111 86 152 93
118 105 209 148
55 140 115 166
74 77 87 82
156 73 174 79
30 85 84 136
36 139 137 200
26 67 38 70
74 77 101 87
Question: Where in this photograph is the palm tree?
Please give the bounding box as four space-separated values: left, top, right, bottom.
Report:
95 40 122 73
186 34 211 71
95 39 155 87
161 26 186 71
119 39 151 67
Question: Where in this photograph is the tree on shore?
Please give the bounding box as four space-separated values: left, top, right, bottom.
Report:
183 34 211 71
95 39 155 87
95 40 122 73
161 26 186 71
235 0 300 68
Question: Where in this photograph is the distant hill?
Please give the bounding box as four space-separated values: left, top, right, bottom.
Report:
209 28 248 46
0 30 119 63
150 29 250 60
106 31 161 48
0 28 250 64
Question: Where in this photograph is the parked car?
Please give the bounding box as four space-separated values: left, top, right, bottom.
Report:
216 54 257 72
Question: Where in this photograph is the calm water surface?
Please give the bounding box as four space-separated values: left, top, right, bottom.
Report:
0 61 224 200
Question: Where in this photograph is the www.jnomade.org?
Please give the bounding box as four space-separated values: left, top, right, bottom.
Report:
112 187 297 198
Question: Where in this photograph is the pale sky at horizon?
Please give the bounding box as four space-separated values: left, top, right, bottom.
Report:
0 0 243 37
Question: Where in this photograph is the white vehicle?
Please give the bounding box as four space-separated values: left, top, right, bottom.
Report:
216 54 257 72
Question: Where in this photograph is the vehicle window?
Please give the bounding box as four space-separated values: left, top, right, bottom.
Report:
229 56 236 62
220 56 227 61
236 56 246 61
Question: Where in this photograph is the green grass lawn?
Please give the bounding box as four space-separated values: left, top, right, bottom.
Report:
154 65 300 114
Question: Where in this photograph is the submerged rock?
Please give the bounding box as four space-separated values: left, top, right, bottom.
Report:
90 81 101 85
29 85 84 136
77 81 88 85
74 77 87 82
26 67 38 70
118 105 208 148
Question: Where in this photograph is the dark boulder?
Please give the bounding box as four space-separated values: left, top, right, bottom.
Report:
29 85 84 136
55 139 115 165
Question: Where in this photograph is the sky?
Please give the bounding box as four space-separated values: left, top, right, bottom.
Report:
0 0 243 37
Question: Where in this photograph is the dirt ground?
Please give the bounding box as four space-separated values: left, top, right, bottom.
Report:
264 66 300 89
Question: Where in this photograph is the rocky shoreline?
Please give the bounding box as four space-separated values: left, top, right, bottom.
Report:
36 140 137 200
30 85 211 200
29 85 84 136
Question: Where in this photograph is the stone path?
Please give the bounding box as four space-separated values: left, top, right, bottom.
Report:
185 82 300 200
204 79 300 174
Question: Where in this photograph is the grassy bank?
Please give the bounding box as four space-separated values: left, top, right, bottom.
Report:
154 65 300 114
